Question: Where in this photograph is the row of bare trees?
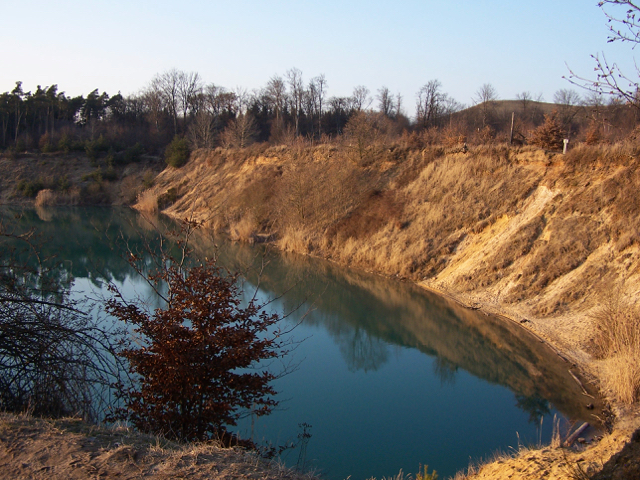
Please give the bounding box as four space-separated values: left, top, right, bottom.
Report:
4 35 640 156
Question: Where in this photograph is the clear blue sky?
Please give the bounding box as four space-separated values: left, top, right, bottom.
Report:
1 0 635 114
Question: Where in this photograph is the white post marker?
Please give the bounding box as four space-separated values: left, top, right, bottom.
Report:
563 138 569 154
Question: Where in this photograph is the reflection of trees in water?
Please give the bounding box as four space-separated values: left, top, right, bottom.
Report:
212 237 592 423
433 357 458 386
1 207 175 291
335 326 389 372
515 395 552 424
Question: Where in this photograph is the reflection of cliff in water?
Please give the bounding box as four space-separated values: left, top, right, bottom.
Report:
3 207 597 425
212 239 598 425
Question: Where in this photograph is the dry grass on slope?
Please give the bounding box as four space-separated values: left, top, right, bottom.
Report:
149 142 640 392
150 142 640 317
588 286 640 405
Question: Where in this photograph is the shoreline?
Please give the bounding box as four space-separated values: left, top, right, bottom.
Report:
156 205 612 421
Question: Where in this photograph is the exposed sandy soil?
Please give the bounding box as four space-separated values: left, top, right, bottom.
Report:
0 413 312 480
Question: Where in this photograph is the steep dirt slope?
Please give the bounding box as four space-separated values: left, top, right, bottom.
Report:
146 143 639 364
140 141 640 406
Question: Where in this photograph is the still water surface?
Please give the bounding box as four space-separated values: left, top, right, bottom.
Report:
5 207 595 479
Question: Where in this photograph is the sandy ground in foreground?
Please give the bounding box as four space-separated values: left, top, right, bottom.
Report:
0 413 313 480
460 426 640 480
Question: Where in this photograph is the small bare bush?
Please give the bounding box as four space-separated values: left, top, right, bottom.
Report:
585 122 602 146
442 124 467 148
120 177 140 205
472 125 496 144
34 189 57 207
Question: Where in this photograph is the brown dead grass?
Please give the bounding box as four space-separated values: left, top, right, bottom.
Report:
34 189 57 207
0 412 315 480
589 287 640 404
155 142 640 320
136 189 158 214
453 430 626 480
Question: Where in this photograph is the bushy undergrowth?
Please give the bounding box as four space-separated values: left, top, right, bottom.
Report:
0 220 121 420
17 174 71 198
165 136 191 168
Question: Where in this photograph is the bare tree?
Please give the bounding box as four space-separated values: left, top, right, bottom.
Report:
233 87 253 114
141 85 166 134
377 86 395 118
441 94 463 117
309 74 327 137
151 69 181 135
516 91 532 112
188 111 216 149
265 76 287 122
286 68 304 135
203 84 221 115
351 85 371 112
566 1 640 109
416 79 443 128
327 96 352 134
221 112 258 148
554 88 583 131
554 88 582 107
395 93 404 118
177 71 203 122
473 83 499 127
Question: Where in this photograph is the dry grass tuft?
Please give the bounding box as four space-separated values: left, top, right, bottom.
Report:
230 216 257 243
599 353 640 404
34 189 57 207
277 229 311 254
135 189 158 214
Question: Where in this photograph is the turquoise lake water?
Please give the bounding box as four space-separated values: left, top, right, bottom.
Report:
3 206 596 479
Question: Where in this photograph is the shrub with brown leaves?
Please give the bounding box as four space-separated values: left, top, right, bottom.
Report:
106 220 288 441
530 110 566 150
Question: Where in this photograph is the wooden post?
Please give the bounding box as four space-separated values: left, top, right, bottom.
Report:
509 112 515 146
